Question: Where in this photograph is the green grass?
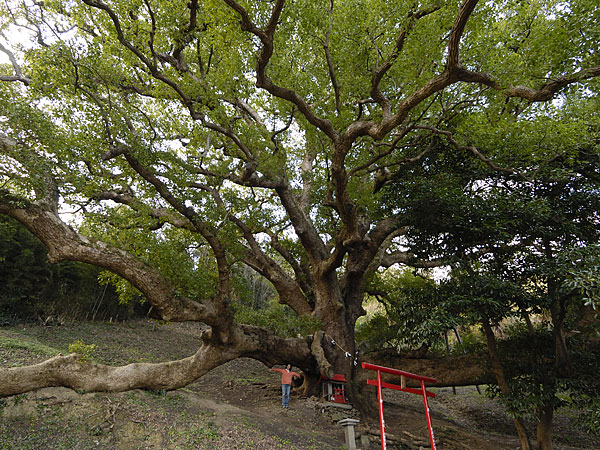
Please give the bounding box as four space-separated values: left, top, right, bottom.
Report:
0 403 97 450
231 375 264 385
0 335 60 357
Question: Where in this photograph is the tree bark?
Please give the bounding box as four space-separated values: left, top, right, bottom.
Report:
365 349 494 387
0 322 316 397
482 320 532 450
0 343 236 397
310 331 335 379
550 300 573 377
536 401 554 450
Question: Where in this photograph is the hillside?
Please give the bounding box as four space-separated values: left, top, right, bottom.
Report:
0 320 597 449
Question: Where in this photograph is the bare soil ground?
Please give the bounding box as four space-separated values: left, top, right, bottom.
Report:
0 319 597 449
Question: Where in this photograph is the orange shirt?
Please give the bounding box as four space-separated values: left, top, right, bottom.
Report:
271 368 300 385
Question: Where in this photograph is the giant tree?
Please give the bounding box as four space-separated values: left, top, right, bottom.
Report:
0 0 599 413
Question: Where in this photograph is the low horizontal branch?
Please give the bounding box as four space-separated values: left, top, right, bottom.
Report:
362 350 493 388
0 343 235 397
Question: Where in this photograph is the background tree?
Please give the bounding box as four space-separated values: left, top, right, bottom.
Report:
0 0 599 427
0 216 127 323
380 133 600 449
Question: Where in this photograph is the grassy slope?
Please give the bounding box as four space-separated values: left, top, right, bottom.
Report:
0 320 597 450
0 321 341 450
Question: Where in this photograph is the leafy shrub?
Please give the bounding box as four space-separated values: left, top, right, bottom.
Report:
356 270 462 354
577 398 600 436
355 313 398 351
68 339 96 361
233 299 321 338
449 327 487 355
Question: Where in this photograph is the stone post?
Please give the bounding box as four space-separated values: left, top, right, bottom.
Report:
360 433 370 449
337 418 360 450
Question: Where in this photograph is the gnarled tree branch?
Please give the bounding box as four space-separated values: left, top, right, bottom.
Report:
0 41 31 85
0 191 219 325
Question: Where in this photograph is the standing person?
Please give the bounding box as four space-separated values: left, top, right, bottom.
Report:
270 364 300 408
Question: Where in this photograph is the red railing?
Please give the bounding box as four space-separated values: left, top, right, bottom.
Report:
362 362 437 450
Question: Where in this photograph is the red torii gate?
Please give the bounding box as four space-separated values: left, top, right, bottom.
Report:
362 362 437 450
